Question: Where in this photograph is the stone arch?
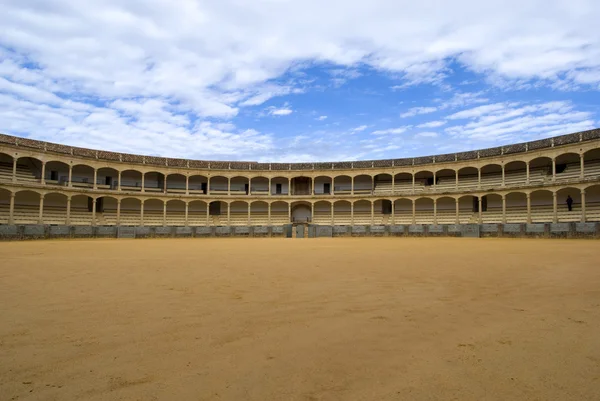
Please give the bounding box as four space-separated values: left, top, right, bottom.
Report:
529 156 553 183
70 164 95 188
250 201 269 225
209 176 228 194
373 174 393 195
353 199 371 225
583 148 600 178
250 177 269 195
0 187 11 223
480 164 502 187
270 176 289 195
530 189 553 223
504 161 527 186
14 156 43 182
97 167 119 190
394 172 412 193
481 193 502 223
393 198 412 224
42 192 69 225
414 197 434 224
0 152 14 182
436 196 456 224
270 201 289 224
120 169 143 191
189 175 208 194
229 200 249 225
117 197 142 226
414 170 434 190
143 198 165 226
165 199 186 225
166 173 186 193
584 184 600 221
457 195 477 224
556 187 581 222
230 176 250 195
13 190 41 224
188 200 208 226
143 171 166 193
290 176 312 196
333 200 351 225
69 194 94 225
505 191 527 223
435 169 456 191
44 160 70 185
314 175 333 195
353 174 373 195
457 166 478 190
313 200 332 224
291 201 311 223
555 152 581 179
333 175 352 194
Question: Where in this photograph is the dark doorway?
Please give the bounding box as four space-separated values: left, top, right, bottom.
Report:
201 182 207 194
292 177 310 195
324 183 331 194
472 196 488 212
209 202 221 215
50 170 58 181
276 183 282 195
381 200 392 214
244 183 249 195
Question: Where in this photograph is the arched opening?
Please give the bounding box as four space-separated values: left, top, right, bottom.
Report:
71 164 95 188
556 187 581 222
188 200 208 226
373 174 393 195
14 156 43 183
250 177 269 195
0 188 11 223
529 157 552 183
585 184 600 221
144 172 165 193
44 161 70 185
436 196 456 224
209 176 228 194
530 190 553 222
270 201 289 224
505 192 527 223
43 193 68 224
313 201 331 224
229 201 249 225
393 173 412 194
120 169 143 191
97 167 119 190
115 198 142 226
414 171 434 191
333 200 351 225
166 173 186 194
481 194 502 223
458 195 477 223
291 201 311 223
70 194 94 225
414 197 434 224
143 199 164 226
13 190 41 224
353 200 371 225
457 167 478 190
504 161 527 186
333 175 352 194
314 176 333 195
189 175 208 194
583 148 600 178
99 196 119 225
353 175 373 195
166 199 186 225
480 164 502 187
435 169 456 192
393 198 412 224
291 176 312 196
373 199 389 224
230 176 249 195
0 152 15 183
555 153 581 181
250 201 269 225
270 177 288 195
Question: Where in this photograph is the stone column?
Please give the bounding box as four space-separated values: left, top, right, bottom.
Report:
247 203 251 225
580 154 585 179
478 196 482 224
412 174 415 192
268 178 272 196
288 178 292 196
552 159 556 181
455 171 458 190
93 168 98 190
311 178 314 196
268 203 272 226
116 199 121 226
227 202 231 226
8 193 15 224
38 194 44 224
581 189 586 223
68 165 73 187
117 171 122 191
66 197 71 225
289 202 293 223
553 192 558 223
207 177 211 195
91 198 96 226
371 176 374 195
412 199 416 224
433 172 436 191
186 175 189 195
502 195 507 224
391 201 395 225
140 201 145 226
526 162 530 184
501 165 505 186
526 194 531 224
392 175 395 194
12 158 17 183
311 202 314 224
349 176 352 196
141 173 145 192
350 202 354 226
206 203 210 226
370 201 374 225
330 203 334 225
433 198 437 225
162 202 167 226
40 162 46 185
163 175 168 193
455 198 459 224
477 168 481 188
185 202 189 226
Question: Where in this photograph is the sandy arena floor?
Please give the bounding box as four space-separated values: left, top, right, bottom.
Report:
1 238 599 401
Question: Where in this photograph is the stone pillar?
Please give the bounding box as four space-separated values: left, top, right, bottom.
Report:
8 193 15 224
370 176 374 195
580 154 585 179
330 203 334 225
411 199 416 224
206 203 210 226
163 175 168 193
66 197 71 225
116 199 121 226
12 158 17 183
478 196 482 224
289 202 293 223
581 189 586 223
455 198 459 224
140 201 145 226
477 168 481 188
185 202 189 226
391 201 395 225
392 175 395 194
91 198 96 226
433 172 436 191
310 202 314 224
186 175 189 195
553 192 558 223
68 165 73 187
268 203 271 226
207 177 211 196
93 168 98 190
40 162 46 185
311 178 314 196
501 165 505 186
162 202 167 226
288 178 292 196
370 201 374 225
349 176 353 196
433 198 437 225
502 195 506 224
552 159 556 181
526 193 531 224
38 194 44 224
268 178 272 196
117 171 122 191
455 171 458 190
141 173 145 192
526 162 530 184
412 174 415 192
247 203 251 225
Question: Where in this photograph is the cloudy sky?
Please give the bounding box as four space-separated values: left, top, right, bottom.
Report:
1 0 599 162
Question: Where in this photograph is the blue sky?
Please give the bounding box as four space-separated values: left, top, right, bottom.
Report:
1 0 599 162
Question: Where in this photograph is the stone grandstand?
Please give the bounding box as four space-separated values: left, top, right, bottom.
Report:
1 129 600 238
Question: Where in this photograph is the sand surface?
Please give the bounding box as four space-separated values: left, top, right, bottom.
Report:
1 238 599 401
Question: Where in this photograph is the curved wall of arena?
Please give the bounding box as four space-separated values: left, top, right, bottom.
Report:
1 129 600 229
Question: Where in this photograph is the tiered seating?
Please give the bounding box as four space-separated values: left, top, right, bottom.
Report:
583 161 600 178
0 204 94 224
0 162 38 183
373 181 392 195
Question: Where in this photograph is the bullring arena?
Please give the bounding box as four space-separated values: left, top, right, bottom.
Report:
1 130 600 400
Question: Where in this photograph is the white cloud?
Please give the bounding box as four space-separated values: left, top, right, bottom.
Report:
417 120 446 128
372 126 410 135
400 107 438 118
415 131 439 138
316 115 328 121
270 107 293 116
